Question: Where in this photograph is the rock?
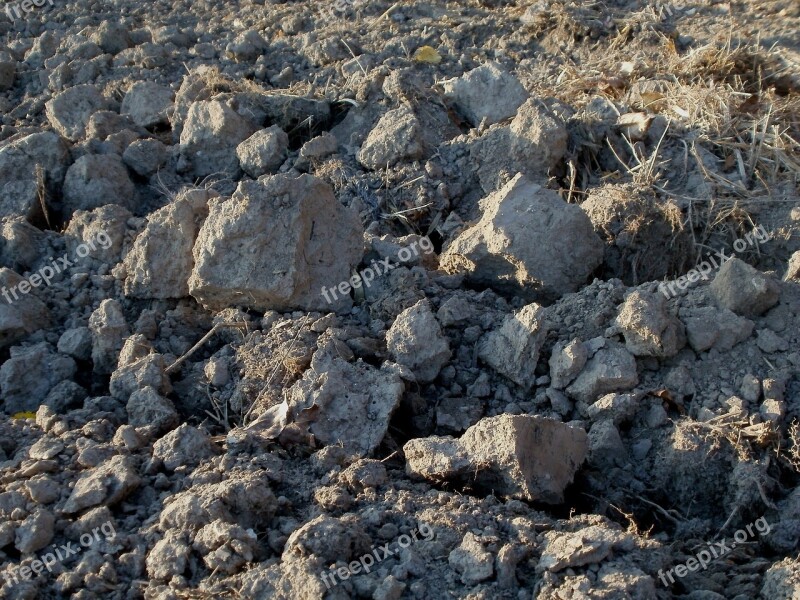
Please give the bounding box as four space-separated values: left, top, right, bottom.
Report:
179 99 257 178
295 132 338 170
63 455 141 513
226 30 267 62
470 98 569 193
357 105 424 169
89 299 130 375
448 532 494 585
0 268 51 351
566 343 638 403
441 62 528 127
44 380 87 413
584 393 640 425
124 189 211 298
537 524 633 572
757 329 788 353
786 251 800 281
436 397 484 433
62 154 135 217
193 520 258 574
189 175 363 313
549 338 588 389
0 216 45 272
282 514 371 564
587 419 627 468
761 399 786 423
340 459 388 490
90 21 132 55
235 126 289 178
0 131 70 222
404 415 588 503
44 84 109 141
109 353 172 401
153 424 216 471
15 509 55 553
121 81 174 129
680 307 754 352
0 52 16 91
64 203 131 266
0 343 75 413
146 532 191 580
612 290 685 357
281 352 404 457
441 174 603 301
761 558 800 599
126 386 179 433
122 138 168 177
709 257 780 316
479 303 547 390
386 300 450 383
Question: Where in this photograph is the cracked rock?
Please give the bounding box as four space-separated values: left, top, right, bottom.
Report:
386 299 450 383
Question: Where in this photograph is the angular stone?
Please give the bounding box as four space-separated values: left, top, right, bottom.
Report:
357 105 424 170
386 300 450 383
63 455 141 513
549 338 588 389
0 268 51 351
612 290 685 357
62 154 135 217
121 81 174 129
449 533 494 585
124 189 211 299
404 415 588 504
189 175 363 313
153 424 216 471
89 299 129 375
127 386 179 433
680 306 754 352
0 343 75 413
479 303 547 390
442 62 528 127
441 174 603 302
45 84 108 141
709 257 780 316
236 126 289 178
566 343 638 403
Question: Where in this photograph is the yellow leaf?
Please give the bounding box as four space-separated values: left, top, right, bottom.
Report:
12 411 36 420
414 46 441 64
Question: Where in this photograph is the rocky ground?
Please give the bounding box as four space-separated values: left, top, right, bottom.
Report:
0 0 798 598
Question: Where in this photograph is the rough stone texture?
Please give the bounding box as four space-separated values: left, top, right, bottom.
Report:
127 386 180 433
15 509 55 554
124 189 211 298
538 524 633 572
0 131 70 222
0 268 51 351
404 415 588 503
281 350 404 457
470 98 569 193
478 303 547 390
386 300 450 383
786 251 800 281
612 290 685 357
761 558 800 599
123 138 168 176
0 52 16 91
0 216 44 272
147 532 191 581
441 174 603 302
64 203 132 266
709 257 780 316
110 353 172 401
57 327 92 361
441 62 528 127
679 306 754 352
63 455 141 513
179 99 257 178
121 81 174 128
549 338 588 390
62 154 135 217
189 175 364 313
566 343 639 403
448 533 495 585
44 84 109 141
89 299 129 375
235 126 289 178
153 424 216 471
357 105 424 169
0 343 75 413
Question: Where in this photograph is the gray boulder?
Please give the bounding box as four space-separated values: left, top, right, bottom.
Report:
121 81 174 129
357 105 424 170
62 154 135 217
709 257 780 316
235 126 289 178
44 85 109 141
386 300 450 383
0 343 76 413
441 62 528 127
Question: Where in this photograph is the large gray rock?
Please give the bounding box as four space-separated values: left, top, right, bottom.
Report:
404 415 588 503
441 174 603 302
441 62 528 127
63 455 140 514
679 306 754 352
0 131 70 222
386 300 450 383
709 257 780 316
0 216 44 272
122 138 168 177
566 342 639 403
124 189 211 299
62 154 135 217
189 175 363 313
88 299 129 375
470 98 568 193
64 203 131 267
479 303 547 390
612 290 685 357
179 99 257 178
0 343 75 413
357 105 424 170
121 81 174 129
127 386 179 433
44 85 109 141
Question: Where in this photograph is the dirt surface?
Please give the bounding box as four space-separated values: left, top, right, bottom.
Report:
0 0 798 598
